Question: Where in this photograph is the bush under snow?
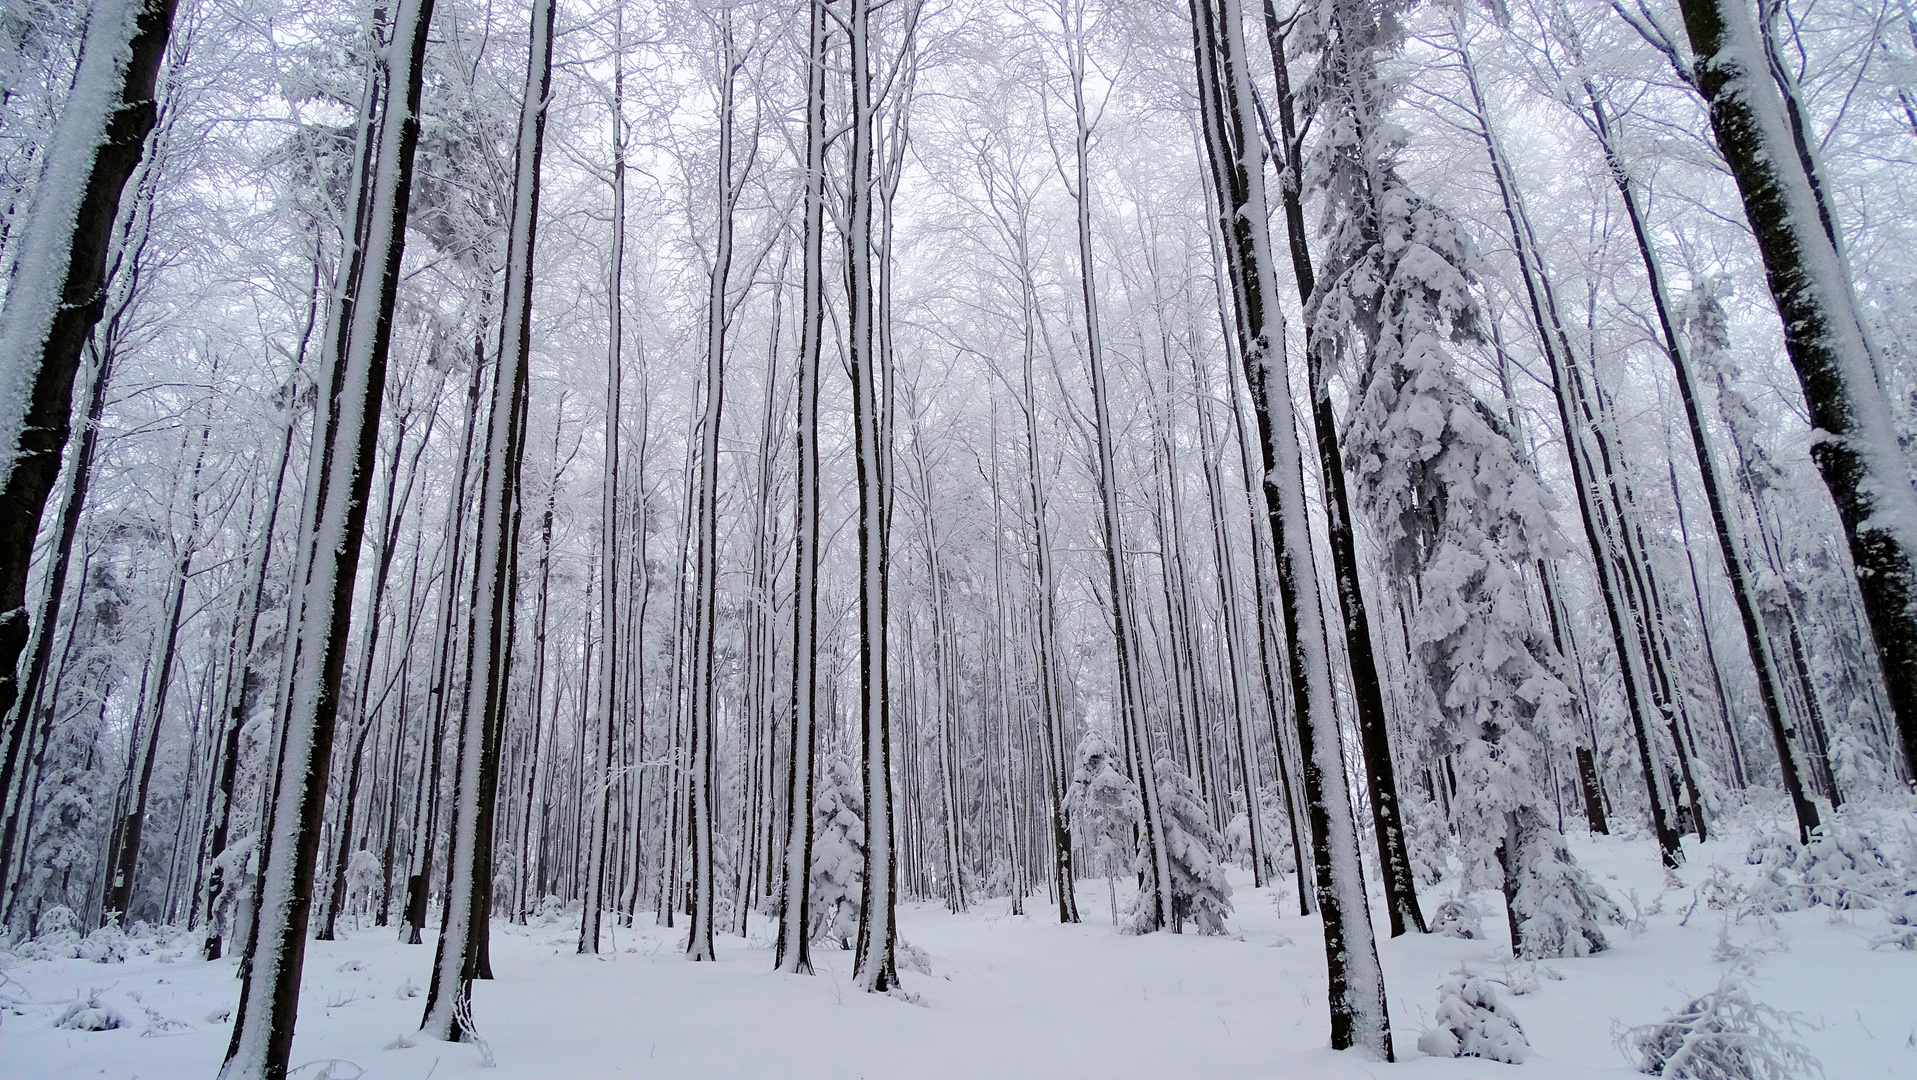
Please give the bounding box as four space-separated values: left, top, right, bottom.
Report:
1428 895 1488 939
1625 976 1820 1079
53 989 125 1031
1417 968 1530 1064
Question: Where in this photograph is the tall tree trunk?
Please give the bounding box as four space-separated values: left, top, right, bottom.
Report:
102 422 207 925
0 0 178 762
1053 0 1172 933
1190 0 1392 1055
580 18 627 955
220 1 435 1073
849 0 901 992
420 0 552 1040
200 399 299 958
1678 0 1917 784
685 13 743 965
1263 0 1424 936
775 4 823 948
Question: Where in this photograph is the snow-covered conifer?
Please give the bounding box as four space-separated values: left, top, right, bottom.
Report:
1147 759 1232 935
1302 0 1613 960
810 758 865 949
1628 976 1819 1079
1417 968 1530 1063
1066 731 1140 873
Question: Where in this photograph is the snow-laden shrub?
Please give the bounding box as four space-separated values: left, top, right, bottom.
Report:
77 920 129 963
1417 969 1530 1064
1796 828 1901 909
1150 760 1232 935
1428 895 1487 939
1871 888 1917 950
897 940 934 976
1502 959 1563 996
54 989 126 1031
1624 977 1820 1079
16 904 85 959
1504 807 1622 958
1744 825 1904 914
809 757 865 949
529 893 567 927
1701 865 1743 911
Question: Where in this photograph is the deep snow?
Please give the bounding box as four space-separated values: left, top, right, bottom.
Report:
2 826 1913 1079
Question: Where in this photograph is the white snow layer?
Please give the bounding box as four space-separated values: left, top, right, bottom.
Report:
3 826 1910 1078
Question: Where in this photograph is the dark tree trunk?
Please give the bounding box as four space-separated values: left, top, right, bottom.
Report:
218 0 435 1072
1679 0 1917 785
1262 0 1424 937
0 0 179 918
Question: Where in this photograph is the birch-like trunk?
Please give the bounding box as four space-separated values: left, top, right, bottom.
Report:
1191 0 1391 1055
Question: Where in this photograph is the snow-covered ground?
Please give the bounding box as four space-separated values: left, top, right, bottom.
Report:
3 825 1913 1079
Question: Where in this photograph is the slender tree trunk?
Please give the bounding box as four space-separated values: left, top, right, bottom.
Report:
685 14 743 965
1678 0 1917 784
102 424 207 925
1263 0 1424 936
220 2 435 1073
419 0 551 1040
580 21 627 955
1191 0 1391 1054
849 0 901 992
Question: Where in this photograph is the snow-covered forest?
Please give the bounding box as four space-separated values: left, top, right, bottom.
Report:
1 0 1915 1075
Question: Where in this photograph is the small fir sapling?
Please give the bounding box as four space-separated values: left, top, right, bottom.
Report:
1828 729 1897 803
1625 975 1821 1079
1417 968 1531 1063
1064 731 1141 925
1227 786 1293 879
1146 760 1233 935
1428 895 1488 939
1501 805 1623 958
810 757 865 948
1404 793 1451 887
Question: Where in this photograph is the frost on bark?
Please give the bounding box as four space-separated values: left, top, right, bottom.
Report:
847 0 899 994
421 0 554 1041
219 1 437 1075
0 0 177 871
1190 0 1391 1057
1679 0 1917 784
775 0 829 977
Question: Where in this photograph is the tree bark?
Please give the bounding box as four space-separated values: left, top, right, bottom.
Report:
1678 0 1917 785
420 0 552 1040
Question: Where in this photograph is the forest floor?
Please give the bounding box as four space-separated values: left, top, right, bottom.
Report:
2 812 1915 1079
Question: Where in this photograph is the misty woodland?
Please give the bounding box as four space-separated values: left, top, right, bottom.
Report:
1 0 1915 1076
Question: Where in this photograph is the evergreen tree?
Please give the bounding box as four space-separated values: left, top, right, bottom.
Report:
1302 0 1615 960
810 758 865 949
1150 759 1232 936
